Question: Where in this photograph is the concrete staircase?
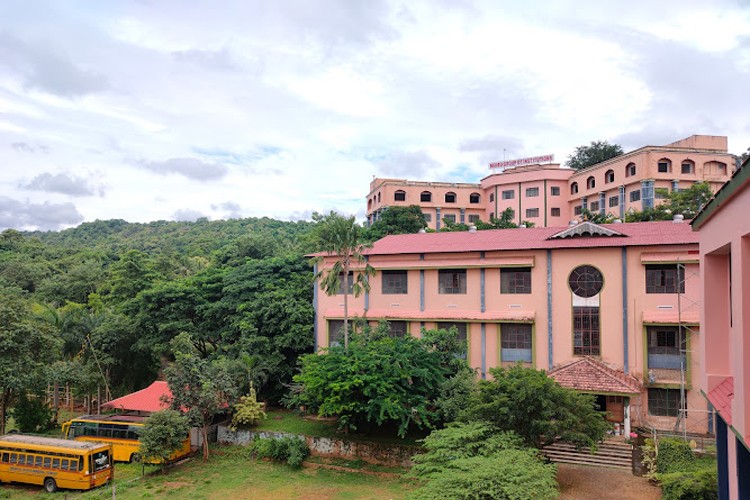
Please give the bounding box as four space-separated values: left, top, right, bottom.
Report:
541 439 633 471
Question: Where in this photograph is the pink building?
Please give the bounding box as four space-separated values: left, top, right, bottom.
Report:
692 157 750 499
314 219 708 435
366 135 733 229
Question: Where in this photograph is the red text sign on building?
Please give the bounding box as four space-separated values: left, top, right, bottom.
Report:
489 154 554 169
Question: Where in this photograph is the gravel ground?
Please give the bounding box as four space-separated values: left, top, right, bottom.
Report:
557 463 662 500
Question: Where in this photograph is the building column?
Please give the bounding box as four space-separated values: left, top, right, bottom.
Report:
481 323 487 379
624 398 631 438
619 185 625 219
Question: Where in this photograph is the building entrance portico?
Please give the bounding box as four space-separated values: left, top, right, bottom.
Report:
549 357 641 435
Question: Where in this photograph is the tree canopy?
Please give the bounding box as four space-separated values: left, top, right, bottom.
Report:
288 325 467 437
566 140 624 170
463 365 609 449
366 205 427 240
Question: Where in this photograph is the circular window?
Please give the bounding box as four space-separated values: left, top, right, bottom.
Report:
568 265 603 298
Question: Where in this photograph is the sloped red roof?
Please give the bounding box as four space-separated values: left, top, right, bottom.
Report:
366 221 697 256
548 357 642 395
706 377 734 426
102 381 172 413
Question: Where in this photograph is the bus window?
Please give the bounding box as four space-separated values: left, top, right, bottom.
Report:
71 458 80 471
43 457 51 468
35 456 43 466
52 458 60 469
9 453 17 464
18 454 26 465
61 459 69 471
92 450 110 472
127 426 141 440
1 452 8 463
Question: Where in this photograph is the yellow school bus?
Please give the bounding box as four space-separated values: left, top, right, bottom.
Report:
0 434 113 493
62 414 191 463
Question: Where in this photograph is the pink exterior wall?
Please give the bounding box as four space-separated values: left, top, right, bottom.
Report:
697 172 750 449
314 222 706 432
367 136 733 229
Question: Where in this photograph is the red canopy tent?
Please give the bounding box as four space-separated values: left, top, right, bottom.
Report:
102 381 172 414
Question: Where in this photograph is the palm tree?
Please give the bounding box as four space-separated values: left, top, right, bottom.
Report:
312 212 375 350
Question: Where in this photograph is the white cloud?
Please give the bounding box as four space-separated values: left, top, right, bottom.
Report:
0 0 749 231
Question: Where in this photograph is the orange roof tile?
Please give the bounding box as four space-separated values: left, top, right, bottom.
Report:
548 357 642 394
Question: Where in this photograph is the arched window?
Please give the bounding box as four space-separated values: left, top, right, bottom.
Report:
367 199 372 210
605 170 615 183
571 182 579 195
445 192 457 203
394 190 406 201
626 163 636 177
680 160 695 174
469 192 481 204
569 265 603 356
657 158 672 173
420 191 432 202
587 176 596 189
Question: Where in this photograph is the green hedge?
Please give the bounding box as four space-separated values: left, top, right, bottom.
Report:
641 438 718 500
250 436 310 467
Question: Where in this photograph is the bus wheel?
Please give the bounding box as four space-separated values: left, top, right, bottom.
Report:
44 477 58 493
130 453 141 463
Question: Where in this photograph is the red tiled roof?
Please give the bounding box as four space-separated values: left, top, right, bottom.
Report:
366 221 698 256
548 357 642 394
102 381 172 413
707 377 734 426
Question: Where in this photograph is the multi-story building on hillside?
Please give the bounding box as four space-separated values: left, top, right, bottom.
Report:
366 135 734 230
692 157 750 499
313 219 707 435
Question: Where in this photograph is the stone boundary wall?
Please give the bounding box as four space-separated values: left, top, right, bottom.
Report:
217 426 420 467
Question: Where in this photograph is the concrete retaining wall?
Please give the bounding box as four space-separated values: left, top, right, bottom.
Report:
218 426 420 467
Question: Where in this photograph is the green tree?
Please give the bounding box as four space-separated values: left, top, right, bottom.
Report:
138 409 191 467
0 287 58 434
566 140 624 170
165 333 240 460
311 212 375 350
409 422 558 500
366 205 427 240
289 329 461 437
464 365 609 449
625 182 715 222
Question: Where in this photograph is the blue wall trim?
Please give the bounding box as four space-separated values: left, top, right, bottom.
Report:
547 250 553 370
420 270 425 312
622 247 629 373
481 323 487 379
313 262 319 352
480 268 486 313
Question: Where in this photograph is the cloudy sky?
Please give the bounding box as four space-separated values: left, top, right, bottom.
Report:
2 0 749 231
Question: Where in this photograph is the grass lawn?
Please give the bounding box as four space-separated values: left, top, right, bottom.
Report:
0 445 416 499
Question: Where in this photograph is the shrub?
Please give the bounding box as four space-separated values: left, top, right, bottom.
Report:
251 436 309 467
660 468 718 500
640 437 718 500
230 385 267 430
409 451 558 500
655 438 695 474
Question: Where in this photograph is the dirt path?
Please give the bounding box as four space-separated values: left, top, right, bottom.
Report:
557 463 661 500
